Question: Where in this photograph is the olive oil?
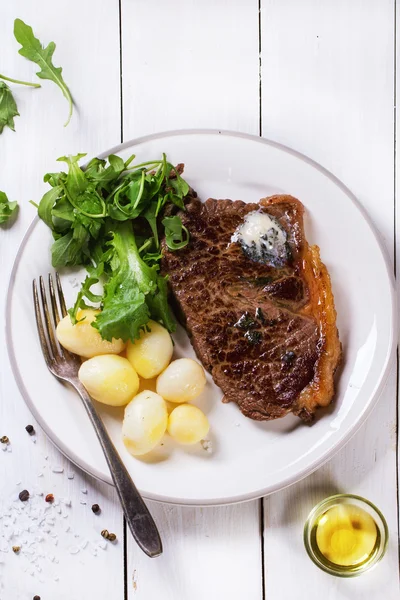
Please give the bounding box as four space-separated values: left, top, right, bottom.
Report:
313 504 379 567
304 494 388 577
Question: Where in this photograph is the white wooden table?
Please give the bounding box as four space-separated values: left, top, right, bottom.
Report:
1 2 399 599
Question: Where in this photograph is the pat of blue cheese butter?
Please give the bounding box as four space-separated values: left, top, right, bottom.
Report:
231 210 289 267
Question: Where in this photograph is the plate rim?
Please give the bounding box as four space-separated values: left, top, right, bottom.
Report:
6 128 397 506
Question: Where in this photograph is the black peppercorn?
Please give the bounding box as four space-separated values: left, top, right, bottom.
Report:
33 596 41 600
91 503 100 514
282 351 296 365
19 489 30 502
25 425 35 435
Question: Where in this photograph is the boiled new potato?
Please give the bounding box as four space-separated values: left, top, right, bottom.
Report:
122 390 168 456
57 309 125 358
156 358 206 403
78 355 139 406
126 320 173 379
167 404 209 445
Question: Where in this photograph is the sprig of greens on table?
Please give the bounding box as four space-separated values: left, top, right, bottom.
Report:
35 153 190 342
0 18 73 134
0 190 18 224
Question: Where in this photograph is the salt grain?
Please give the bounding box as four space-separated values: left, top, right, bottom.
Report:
67 472 74 480
81 488 87 494
52 467 64 474
201 439 213 453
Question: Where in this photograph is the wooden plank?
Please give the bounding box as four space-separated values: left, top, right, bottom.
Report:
0 2 124 599
261 1 399 598
395 0 400 567
121 0 260 138
121 2 263 599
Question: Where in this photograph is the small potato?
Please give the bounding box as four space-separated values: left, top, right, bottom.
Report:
126 320 173 379
167 405 209 445
57 309 125 358
156 358 206 403
78 355 139 406
122 391 168 456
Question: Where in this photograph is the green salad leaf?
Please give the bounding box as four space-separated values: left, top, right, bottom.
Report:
0 190 18 224
36 152 191 340
162 215 190 250
0 82 19 134
14 19 73 126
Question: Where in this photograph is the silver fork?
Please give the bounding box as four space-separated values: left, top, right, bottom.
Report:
33 273 163 558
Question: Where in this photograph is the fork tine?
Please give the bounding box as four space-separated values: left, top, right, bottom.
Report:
48 273 65 358
56 272 68 318
39 276 59 360
33 279 52 368
48 273 61 326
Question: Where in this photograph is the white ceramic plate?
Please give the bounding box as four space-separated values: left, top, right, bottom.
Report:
7 130 396 505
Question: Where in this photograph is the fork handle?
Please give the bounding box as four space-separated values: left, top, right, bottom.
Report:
73 381 163 558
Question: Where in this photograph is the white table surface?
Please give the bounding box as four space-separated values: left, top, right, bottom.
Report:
1 2 399 599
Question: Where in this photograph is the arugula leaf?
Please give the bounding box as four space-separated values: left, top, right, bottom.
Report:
162 215 189 250
37 185 63 229
51 223 89 267
0 82 19 134
14 18 73 126
68 260 104 324
36 152 190 341
92 224 152 341
0 190 18 224
0 73 40 88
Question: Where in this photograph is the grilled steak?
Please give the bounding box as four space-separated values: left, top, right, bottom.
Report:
161 195 341 422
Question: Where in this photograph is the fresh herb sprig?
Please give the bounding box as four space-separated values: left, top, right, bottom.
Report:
36 152 190 341
0 190 18 224
14 19 73 126
0 76 40 134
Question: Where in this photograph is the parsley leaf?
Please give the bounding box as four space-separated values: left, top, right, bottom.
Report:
0 190 18 224
14 19 73 126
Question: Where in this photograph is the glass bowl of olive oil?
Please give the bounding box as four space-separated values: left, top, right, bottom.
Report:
304 494 388 577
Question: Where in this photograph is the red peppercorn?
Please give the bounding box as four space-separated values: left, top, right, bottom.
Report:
45 493 54 503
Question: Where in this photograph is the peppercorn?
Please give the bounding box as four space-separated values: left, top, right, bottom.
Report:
91 503 100 514
101 529 109 539
19 489 30 502
25 425 35 435
12 545 20 553
0 435 9 444
282 351 296 365
108 533 117 542
33 596 41 600
45 493 54 503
